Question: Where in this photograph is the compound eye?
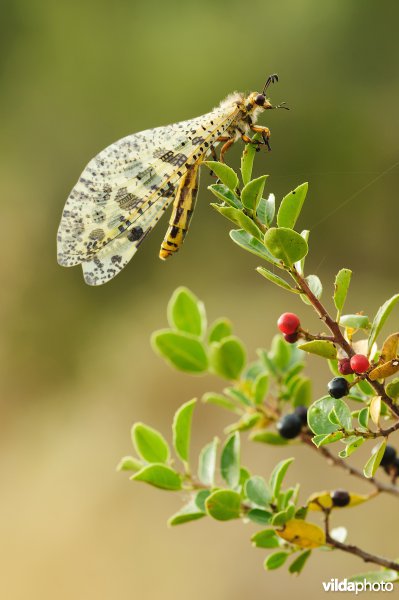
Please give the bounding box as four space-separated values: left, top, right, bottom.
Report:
255 94 265 106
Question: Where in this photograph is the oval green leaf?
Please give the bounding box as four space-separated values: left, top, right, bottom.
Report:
151 330 208 373
205 490 242 520
167 287 206 337
220 431 240 488
230 229 281 265
131 422 170 463
297 340 337 359
264 227 308 267
368 294 399 351
209 335 246 380
241 175 268 212
172 398 197 464
203 161 238 191
277 182 308 229
131 463 182 490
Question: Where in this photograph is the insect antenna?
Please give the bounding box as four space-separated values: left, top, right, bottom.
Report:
262 73 279 94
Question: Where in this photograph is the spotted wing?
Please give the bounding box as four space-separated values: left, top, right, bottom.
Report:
57 102 240 284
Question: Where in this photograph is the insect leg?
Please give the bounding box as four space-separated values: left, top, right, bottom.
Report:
250 124 272 151
159 162 200 260
219 137 235 163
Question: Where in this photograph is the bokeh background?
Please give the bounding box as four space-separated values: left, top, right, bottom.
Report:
1 1 398 598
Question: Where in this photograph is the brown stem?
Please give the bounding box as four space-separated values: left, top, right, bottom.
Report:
300 432 399 497
324 511 399 571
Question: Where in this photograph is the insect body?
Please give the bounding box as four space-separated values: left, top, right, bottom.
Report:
57 75 286 285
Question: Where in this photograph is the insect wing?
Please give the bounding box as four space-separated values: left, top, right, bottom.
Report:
57 102 240 283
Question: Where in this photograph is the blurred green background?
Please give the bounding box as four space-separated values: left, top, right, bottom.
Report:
1 0 398 598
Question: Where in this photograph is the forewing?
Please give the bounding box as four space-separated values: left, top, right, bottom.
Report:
57 102 240 272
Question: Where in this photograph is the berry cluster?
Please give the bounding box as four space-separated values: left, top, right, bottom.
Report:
277 312 301 343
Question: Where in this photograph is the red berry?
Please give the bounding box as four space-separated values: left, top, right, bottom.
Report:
277 313 300 335
284 332 299 344
338 358 354 375
350 354 370 374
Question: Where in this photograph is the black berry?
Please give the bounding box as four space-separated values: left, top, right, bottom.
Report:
277 413 303 439
327 377 349 399
377 444 397 467
331 489 350 507
294 405 308 426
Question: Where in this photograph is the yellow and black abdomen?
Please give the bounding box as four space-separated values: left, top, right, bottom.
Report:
159 162 200 260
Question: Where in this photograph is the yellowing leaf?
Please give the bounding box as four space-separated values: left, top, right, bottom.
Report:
306 491 333 511
277 519 326 548
368 359 399 381
380 333 399 363
307 491 370 511
369 396 381 426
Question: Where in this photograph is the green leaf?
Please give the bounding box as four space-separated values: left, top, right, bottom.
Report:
251 529 280 549
340 314 370 330
333 269 352 318
230 229 280 265
288 550 312 575
194 489 211 512
264 227 308 267
312 431 344 447
240 133 261 185
293 378 312 407
257 266 300 293
116 456 143 472
151 330 208 373
272 505 296 526
386 377 399 399
245 476 272 507
253 372 269 405
131 423 170 464
225 412 262 433
209 336 246 380
294 230 310 275
257 193 275 227
208 183 241 208
358 407 369 428
300 275 322 305
339 436 365 458
168 500 206 526
308 396 349 435
205 490 241 520
203 161 238 191
332 399 352 430
208 318 233 343
212 204 262 239
198 437 219 486
264 552 289 570
202 392 240 413
298 340 337 359
172 398 196 465
167 287 206 337
368 294 399 351
269 458 294 498
349 570 399 584
250 430 289 445
241 175 268 212
363 439 387 478
277 182 308 229
131 463 182 490
221 432 240 488
270 334 291 370
247 508 273 525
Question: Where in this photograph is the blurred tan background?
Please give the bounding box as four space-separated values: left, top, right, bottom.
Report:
1 0 398 598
